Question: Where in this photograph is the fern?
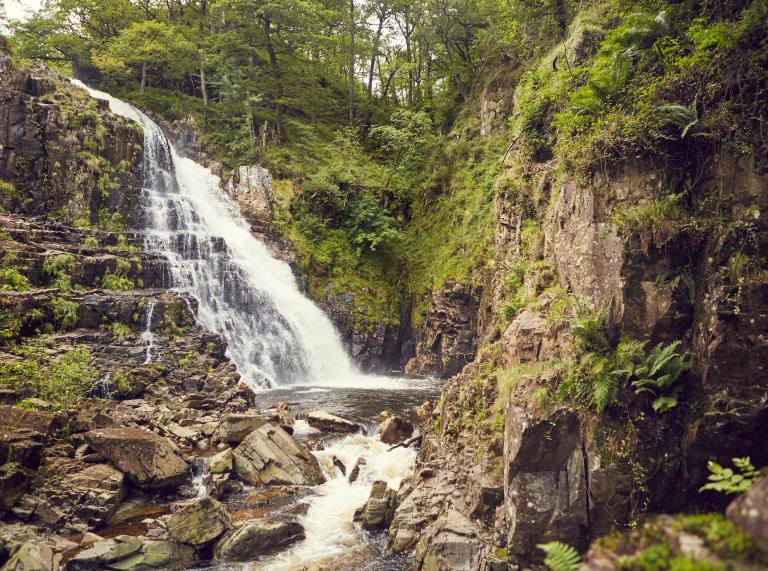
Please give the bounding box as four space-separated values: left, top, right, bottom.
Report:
632 341 690 412
538 542 581 571
700 457 762 495
656 101 699 138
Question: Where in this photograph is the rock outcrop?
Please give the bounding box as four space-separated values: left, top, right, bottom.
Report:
166 497 231 548
84 427 189 490
405 281 483 378
214 520 305 561
67 536 196 571
224 166 273 229
300 410 361 433
232 423 326 486
378 415 414 445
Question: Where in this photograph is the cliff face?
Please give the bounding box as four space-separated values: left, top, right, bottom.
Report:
382 39 768 571
0 56 142 227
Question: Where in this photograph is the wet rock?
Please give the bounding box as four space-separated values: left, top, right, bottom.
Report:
84 427 189 490
404 281 482 378
378 415 414 445
224 165 273 228
412 400 435 424
167 497 231 547
214 520 304 561
360 481 397 530
300 411 361 433
332 456 346 476
79 533 103 548
0 431 45 471
348 457 367 483
726 474 768 551
414 510 483 571
0 466 29 512
1 541 56 571
232 423 325 486
67 536 195 571
212 414 268 445
208 448 233 474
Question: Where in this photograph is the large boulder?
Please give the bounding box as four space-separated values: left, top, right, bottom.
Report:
358 481 397 530
214 520 304 561
0 406 66 436
208 448 233 474
378 415 414 445
300 411 361 433
166 497 231 548
1 541 55 571
67 536 195 571
211 414 268 445
84 428 188 490
0 466 29 513
726 474 768 551
414 510 483 571
232 423 325 486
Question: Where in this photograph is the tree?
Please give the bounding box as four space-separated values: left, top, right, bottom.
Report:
93 21 196 93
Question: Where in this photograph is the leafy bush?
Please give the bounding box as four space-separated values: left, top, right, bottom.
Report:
632 341 690 413
43 253 76 290
610 194 689 254
109 322 131 340
0 267 29 291
81 236 100 248
0 339 98 409
101 257 136 290
538 541 581 571
558 337 643 413
101 273 135 290
51 297 78 330
700 457 761 495
345 194 401 253
97 208 125 232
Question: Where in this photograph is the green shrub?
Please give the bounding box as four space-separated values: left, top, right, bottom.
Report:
0 339 98 409
632 341 690 412
81 236 100 248
700 457 761 495
610 195 689 254
97 208 125 232
109 322 131 340
0 267 30 291
345 194 401 254
51 297 78 330
43 253 76 290
101 273 134 290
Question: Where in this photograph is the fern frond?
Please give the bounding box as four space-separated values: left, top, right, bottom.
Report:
538 541 581 571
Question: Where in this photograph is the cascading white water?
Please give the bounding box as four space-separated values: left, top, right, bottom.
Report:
73 81 363 389
140 298 156 364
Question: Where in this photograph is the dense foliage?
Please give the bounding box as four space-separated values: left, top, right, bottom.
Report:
4 0 765 327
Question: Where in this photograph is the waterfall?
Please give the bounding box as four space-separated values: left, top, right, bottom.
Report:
140 298 156 364
72 81 359 389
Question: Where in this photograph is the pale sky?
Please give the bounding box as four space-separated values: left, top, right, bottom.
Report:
4 0 43 23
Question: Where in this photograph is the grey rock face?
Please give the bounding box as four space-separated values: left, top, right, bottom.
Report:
212 414 268 444
300 410 361 434
214 520 305 561
84 427 189 490
166 497 231 548
67 536 195 571
232 423 325 486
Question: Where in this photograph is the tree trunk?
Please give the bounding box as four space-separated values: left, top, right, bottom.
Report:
348 0 355 123
263 16 283 136
200 64 208 106
367 15 384 99
140 62 147 94
199 0 209 106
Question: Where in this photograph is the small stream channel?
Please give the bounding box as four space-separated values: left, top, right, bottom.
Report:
193 382 441 570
